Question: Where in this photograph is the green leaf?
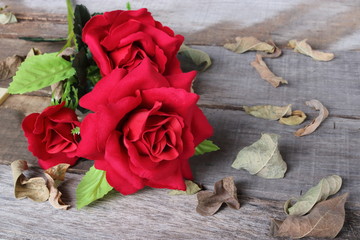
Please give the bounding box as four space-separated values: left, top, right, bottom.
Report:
71 126 80 135
19 37 66 42
178 44 212 72
74 5 91 50
168 180 202 195
284 175 342 216
231 133 287 179
195 140 220 156
243 104 292 120
9 53 76 94
126 2 132 10
76 166 113 209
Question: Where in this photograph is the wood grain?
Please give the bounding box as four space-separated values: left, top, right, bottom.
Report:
0 165 358 240
0 0 359 50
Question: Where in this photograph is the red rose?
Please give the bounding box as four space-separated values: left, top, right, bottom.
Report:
83 8 184 76
77 60 213 195
22 102 81 169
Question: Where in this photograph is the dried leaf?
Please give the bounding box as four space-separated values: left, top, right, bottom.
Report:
11 160 49 202
288 39 334 61
44 164 71 210
279 110 307 126
295 99 329 137
284 175 342 216
0 87 9 105
0 12 17 24
168 180 202 195
251 54 288 87
243 104 292 120
26 48 42 58
224 37 275 54
178 44 212 72
45 163 70 182
196 176 240 216
271 193 348 238
0 55 24 80
258 41 282 58
232 133 287 179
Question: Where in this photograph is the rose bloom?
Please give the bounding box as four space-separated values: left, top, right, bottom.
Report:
22 102 81 169
83 8 184 76
77 59 213 194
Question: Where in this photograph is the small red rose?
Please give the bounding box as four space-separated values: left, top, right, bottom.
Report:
82 8 184 76
77 60 213 195
22 102 81 169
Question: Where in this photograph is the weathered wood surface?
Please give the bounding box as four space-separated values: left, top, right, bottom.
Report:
0 165 359 240
1 0 360 239
0 0 360 50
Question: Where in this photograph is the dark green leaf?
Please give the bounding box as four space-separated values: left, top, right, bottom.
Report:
178 44 212 72
19 37 67 42
74 4 91 50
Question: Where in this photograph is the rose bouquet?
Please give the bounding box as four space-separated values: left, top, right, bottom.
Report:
8 2 218 208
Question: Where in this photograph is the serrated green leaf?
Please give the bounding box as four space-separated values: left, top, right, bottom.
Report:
9 53 76 94
71 126 80 135
231 133 287 179
74 5 91 50
168 180 202 195
178 44 212 72
243 104 292 120
284 175 342 216
76 166 113 209
195 140 220 156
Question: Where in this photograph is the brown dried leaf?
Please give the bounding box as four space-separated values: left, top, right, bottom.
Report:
44 164 71 210
0 87 9 106
224 37 275 54
251 54 288 88
45 173 70 210
11 160 49 202
196 176 240 216
258 41 282 58
279 110 307 126
288 39 334 61
26 48 42 58
0 55 24 80
295 99 329 136
271 193 348 238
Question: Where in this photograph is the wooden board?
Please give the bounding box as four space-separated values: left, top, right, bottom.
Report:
0 165 358 240
0 0 360 50
1 0 360 239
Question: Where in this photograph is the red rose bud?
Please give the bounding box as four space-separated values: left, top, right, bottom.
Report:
82 8 184 76
77 60 213 195
22 102 81 169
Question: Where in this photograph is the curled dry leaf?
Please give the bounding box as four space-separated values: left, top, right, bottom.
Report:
44 164 71 210
295 99 329 137
284 175 342 216
0 55 24 80
232 133 287 179
258 41 282 58
178 44 212 72
251 54 288 88
0 12 17 24
243 104 292 120
288 39 334 61
11 160 49 202
279 110 307 126
168 180 202 195
196 176 240 216
0 87 9 106
224 37 275 54
271 193 348 239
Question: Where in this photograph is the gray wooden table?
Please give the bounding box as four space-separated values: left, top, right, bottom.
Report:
0 0 359 239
